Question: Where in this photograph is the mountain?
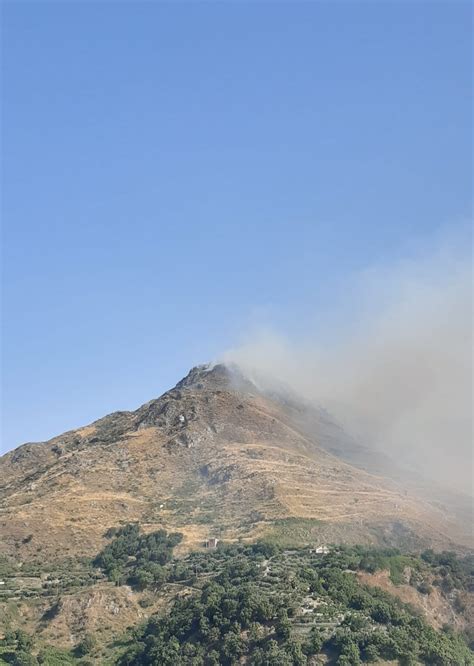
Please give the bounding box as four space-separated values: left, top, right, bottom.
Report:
1 363 471 568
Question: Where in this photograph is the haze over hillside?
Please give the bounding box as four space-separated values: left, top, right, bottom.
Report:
223 235 473 497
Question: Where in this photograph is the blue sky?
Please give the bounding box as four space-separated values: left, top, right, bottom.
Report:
2 1 472 452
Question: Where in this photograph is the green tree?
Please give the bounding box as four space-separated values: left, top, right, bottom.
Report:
304 627 323 655
286 638 307 665
275 609 291 641
221 631 244 664
337 641 361 665
362 643 380 663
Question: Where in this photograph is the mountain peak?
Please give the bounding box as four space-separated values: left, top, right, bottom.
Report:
175 362 258 394
175 363 230 389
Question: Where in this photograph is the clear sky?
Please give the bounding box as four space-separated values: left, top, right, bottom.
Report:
1 1 472 452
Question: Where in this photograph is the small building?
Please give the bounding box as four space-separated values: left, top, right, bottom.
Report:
204 538 219 549
310 545 330 555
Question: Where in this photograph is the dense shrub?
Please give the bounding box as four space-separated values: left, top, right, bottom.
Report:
93 523 182 589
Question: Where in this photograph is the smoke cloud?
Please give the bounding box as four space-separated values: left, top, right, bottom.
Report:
222 228 473 496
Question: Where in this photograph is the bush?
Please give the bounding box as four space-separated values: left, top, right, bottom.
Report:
74 634 96 657
417 581 433 595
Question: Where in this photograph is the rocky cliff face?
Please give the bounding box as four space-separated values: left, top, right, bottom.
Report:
1 364 472 565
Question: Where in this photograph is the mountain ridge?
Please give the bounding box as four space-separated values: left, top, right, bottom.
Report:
1 363 472 569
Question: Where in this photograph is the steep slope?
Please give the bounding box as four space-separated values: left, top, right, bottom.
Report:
1 364 471 567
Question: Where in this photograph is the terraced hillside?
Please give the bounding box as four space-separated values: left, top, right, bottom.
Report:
1 536 473 664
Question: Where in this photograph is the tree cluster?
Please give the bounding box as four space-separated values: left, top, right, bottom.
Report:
93 523 183 589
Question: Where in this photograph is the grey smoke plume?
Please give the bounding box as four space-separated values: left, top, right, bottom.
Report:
222 230 473 495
